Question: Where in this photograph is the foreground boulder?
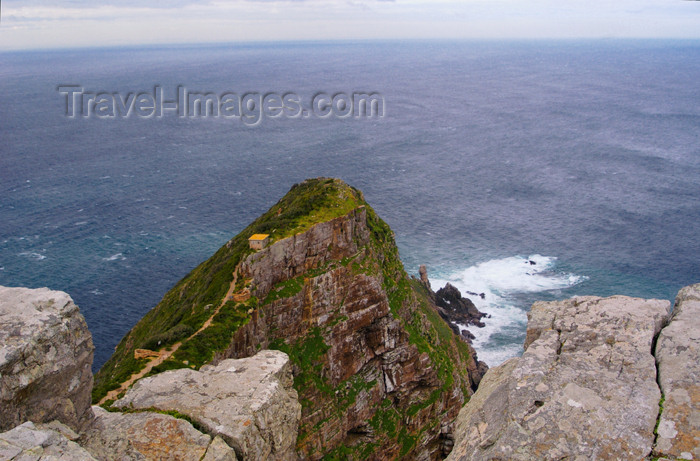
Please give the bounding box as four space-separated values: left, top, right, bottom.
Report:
0 286 94 432
82 406 238 461
654 282 700 460
113 350 300 461
0 421 97 460
448 295 671 460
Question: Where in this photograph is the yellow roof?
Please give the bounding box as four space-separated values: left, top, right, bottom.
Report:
248 234 270 241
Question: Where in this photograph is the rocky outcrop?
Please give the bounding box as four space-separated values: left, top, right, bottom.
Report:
0 421 97 460
418 264 430 288
448 295 671 461
82 406 237 461
434 284 486 329
654 282 700 460
113 350 300 461
241 206 370 299
0 286 94 433
415 267 487 342
0 284 299 461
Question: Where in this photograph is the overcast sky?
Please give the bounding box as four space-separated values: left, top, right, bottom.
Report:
2 0 699 50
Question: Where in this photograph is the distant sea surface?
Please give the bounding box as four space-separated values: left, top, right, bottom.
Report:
1 40 699 368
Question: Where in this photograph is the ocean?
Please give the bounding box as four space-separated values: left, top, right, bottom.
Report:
1 40 699 368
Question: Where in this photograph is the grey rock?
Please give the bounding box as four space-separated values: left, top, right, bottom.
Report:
202 436 238 461
82 406 221 461
418 264 430 288
654 282 700 460
448 295 670 461
0 421 97 460
113 350 300 461
0 286 94 432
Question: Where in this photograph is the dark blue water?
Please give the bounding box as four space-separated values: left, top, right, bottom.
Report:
1 40 699 367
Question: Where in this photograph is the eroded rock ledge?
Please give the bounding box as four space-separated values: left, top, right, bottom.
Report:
111 350 300 461
447 284 700 461
2 281 698 460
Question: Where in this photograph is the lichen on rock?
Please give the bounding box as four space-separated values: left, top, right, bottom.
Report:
0 286 94 433
447 294 671 461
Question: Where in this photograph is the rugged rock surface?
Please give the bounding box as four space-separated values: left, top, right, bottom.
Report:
113 350 299 461
225 205 485 459
434 284 486 329
654 282 700 460
82 406 237 461
416 268 487 343
0 421 97 460
241 206 370 300
0 286 94 432
447 295 671 461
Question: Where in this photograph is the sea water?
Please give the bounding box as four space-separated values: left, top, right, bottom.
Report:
1 40 699 368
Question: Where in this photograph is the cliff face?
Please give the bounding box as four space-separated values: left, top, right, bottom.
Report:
94 178 486 460
447 284 700 461
228 206 484 459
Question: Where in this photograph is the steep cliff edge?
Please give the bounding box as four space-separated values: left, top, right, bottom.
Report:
447 286 700 461
654 283 700 460
94 178 486 460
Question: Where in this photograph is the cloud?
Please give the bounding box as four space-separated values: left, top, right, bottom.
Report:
1 0 699 50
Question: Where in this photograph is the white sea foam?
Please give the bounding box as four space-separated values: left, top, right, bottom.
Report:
432 255 586 367
103 253 126 261
18 252 46 260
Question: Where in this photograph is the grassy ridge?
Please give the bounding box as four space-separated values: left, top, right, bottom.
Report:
93 177 474 460
93 178 364 403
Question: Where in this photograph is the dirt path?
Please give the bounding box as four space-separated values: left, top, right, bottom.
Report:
99 265 240 405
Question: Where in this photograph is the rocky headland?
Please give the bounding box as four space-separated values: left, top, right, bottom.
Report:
1 178 698 461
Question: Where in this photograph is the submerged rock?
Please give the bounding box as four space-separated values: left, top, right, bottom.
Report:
448 294 671 461
0 286 94 433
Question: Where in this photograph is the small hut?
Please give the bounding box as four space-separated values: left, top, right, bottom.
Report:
248 234 270 250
